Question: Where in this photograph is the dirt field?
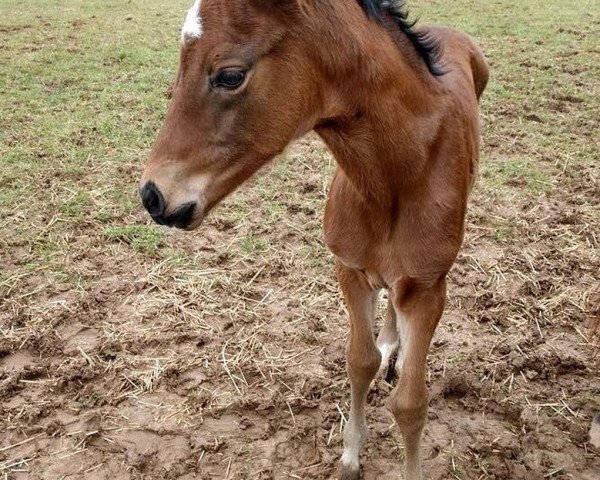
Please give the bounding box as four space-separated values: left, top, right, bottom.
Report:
1 0 599 479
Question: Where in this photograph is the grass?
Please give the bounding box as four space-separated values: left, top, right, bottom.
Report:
104 225 165 255
0 0 599 479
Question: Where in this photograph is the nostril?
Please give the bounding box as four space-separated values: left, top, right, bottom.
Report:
140 181 165 217
170 201 196 229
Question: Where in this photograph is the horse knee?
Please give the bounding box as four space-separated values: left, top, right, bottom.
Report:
389 388 428 436
347 344 381 381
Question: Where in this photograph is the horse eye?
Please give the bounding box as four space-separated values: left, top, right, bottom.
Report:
212 69 246 90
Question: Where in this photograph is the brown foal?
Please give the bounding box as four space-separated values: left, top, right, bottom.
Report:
140 0 488 478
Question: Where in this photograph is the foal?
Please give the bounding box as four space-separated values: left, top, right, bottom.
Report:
140 1 488 478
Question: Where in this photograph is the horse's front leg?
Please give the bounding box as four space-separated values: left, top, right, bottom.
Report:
388 275 446 480
336 261 381 480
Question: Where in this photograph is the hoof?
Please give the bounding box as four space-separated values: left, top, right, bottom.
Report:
338 463 361 480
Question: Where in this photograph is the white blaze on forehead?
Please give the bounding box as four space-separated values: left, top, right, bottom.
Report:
181 0 203 42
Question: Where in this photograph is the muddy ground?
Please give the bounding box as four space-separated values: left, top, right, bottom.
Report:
1 0 599 479
2 131 599 479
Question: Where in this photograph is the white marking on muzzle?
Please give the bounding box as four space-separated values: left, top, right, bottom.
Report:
181 0 203 43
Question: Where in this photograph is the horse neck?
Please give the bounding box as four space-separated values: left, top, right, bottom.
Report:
314 55 441 209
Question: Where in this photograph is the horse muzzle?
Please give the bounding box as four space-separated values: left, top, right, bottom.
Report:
140 181 199 230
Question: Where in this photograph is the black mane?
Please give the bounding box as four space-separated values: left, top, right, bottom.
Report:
358 0 444 76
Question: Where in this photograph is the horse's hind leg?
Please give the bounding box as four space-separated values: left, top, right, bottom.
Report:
336 261 381 480
388 276 446 480
377 296 400 379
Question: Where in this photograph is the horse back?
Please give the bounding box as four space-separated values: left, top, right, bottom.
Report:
425 26 489 101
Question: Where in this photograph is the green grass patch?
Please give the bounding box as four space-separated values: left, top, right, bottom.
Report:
482 157 552 195
239 235 270 256
104 225 165 255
